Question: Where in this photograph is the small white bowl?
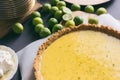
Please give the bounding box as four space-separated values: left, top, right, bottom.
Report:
0 45 18 80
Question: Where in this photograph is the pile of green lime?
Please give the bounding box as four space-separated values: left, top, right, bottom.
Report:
42 1 107 31
11 0 108 38
31 11 51 38
42 1 74 33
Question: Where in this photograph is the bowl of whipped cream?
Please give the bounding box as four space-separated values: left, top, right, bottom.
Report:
0 45 18 80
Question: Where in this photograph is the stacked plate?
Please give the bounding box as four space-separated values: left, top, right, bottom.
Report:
0 0 35 20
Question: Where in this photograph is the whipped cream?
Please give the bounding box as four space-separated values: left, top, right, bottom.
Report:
0 50 14 77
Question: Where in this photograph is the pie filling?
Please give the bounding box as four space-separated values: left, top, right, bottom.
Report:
40 30 120 80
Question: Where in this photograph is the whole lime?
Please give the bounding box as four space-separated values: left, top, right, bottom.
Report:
71 4 81 11
54 10 63 22
74 16 84 26
59 6 66 10
88 18 99 24
32 17 43 26
50 0 59 6
12 22 24 34
50 6 59 15
96 7 107 15
65 20 75 27
35 24 44 33
52 24 63 33
85 5 94 13
42 3 51 13
31 11 41 18
57 1 66 9
39 28 51 38
48 18 58 29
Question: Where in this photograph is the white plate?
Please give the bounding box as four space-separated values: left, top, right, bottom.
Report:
17 14 120 80
64 0 110 5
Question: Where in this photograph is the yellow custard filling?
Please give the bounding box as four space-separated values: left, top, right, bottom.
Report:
40 30 120 80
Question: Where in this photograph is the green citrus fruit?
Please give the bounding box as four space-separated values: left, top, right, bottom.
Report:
96 7 107 15
35 24 44 33
59 6 66 10
12 22 24 34
88 17 99 24
48 18 58 29
57 1 66 9
50 6 59 15
74 16 84 26
32 17 43 26
71 4 81 11
39 27 51 38
85 5 94 13
54 10 63 22
50 0 59 6
52 24 63 33
42 3 51 13
31 11 41 18
65 20 75 27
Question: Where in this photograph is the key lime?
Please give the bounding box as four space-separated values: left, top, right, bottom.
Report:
48 18 58 29
50 0 59 6
35 24 44 33
39 27 51 38
12 22 24 34
88 17 99 24
42 3 51 13
32 17 43 26
65 20 75 27
52 24 63 33
57 1 66 9
50 6 59 15
59 6 66 10
31 11 41 18
85 5 94 13
54 10 63 22
62 14 72 21
74 16 84 26
97 7 107 15
71 4 81 11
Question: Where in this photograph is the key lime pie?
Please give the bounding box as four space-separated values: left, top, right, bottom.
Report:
34 24 120 80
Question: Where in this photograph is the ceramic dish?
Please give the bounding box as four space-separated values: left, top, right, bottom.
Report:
64 0 110 5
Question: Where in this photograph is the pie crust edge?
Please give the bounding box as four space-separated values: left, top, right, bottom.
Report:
33 24 120 80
